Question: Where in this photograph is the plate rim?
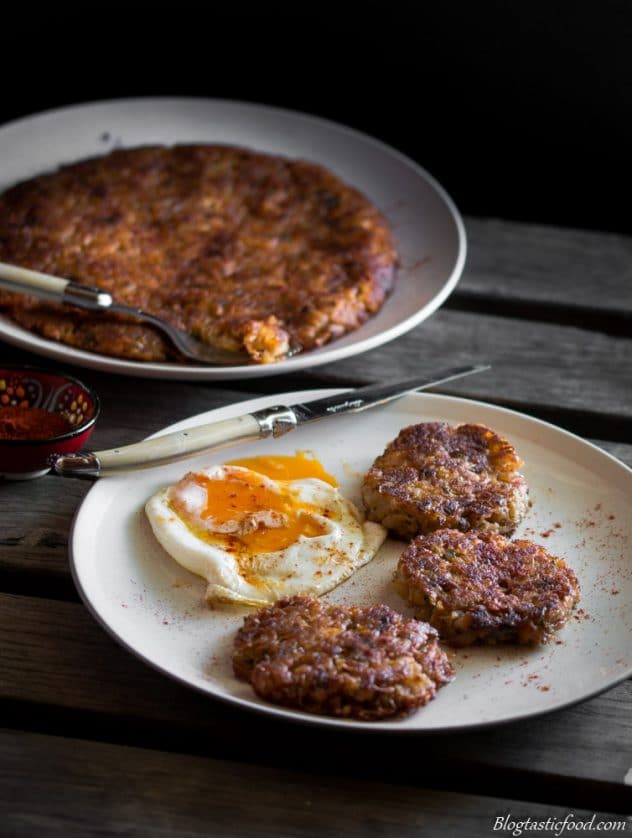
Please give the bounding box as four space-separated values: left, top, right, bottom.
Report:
69 390 632 733
0 96 466 380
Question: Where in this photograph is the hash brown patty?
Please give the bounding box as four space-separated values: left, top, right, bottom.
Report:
0 145 397 363
233 594 454 720
362 422 529 539
395 529 580 646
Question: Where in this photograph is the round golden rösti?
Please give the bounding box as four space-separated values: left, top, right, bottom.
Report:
0 145 397 363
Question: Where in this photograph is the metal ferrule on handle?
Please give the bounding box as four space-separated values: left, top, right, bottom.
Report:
53 405 299 477
62 282 113 310
250 405 298 437
52 366 491 478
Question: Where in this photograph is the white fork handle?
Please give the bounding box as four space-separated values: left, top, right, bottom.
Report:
0 261 70 299
0 261 114 309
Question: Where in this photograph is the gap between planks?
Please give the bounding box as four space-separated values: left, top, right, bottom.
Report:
1 699 630 818
1 593 631 814
2 728 627 838
445 293 632 339
1 438 630 602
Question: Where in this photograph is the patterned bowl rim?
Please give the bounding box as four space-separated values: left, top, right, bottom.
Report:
0 364 101 446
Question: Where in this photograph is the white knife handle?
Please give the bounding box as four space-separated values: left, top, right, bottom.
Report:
54 415 262 477
52 405 299 477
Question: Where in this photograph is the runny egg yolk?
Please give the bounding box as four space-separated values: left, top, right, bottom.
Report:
191 469 328 554
226 452 337 487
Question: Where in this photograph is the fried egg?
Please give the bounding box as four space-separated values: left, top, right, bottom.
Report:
145 455 387 606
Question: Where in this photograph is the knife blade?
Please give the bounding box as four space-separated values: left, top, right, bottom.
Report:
52 364 489 478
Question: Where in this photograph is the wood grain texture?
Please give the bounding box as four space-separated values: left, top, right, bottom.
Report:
1 316 630 433
305 309 631 424
592 441 632 469
2 215 631 829
55 371 256 448
0 478 87 580
460 218 632 314
1 592 631 801
2 378 631 589
3 730 623 838
0 379 256 581
2 438 630 582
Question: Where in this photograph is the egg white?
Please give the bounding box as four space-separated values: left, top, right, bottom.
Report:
145 465 387 606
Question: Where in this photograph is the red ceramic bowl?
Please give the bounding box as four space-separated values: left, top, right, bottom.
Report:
0 365 100 479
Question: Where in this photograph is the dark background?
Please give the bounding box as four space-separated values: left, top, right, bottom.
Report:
2 1 630 233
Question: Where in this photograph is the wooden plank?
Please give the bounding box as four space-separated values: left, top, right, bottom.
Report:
0 477 87 582
306 309 631 424
2 437 631 582
3 730 624 838
594 441 632 469
2 400 630 585
460 218 632 314
2 304 631 432
54 370 257 447
0 378 256 581
1 592 631 801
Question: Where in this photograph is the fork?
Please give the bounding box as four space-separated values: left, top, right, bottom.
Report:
0 261 250 365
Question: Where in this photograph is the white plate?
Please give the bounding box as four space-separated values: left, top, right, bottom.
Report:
70 391 632 732
0 97 465 380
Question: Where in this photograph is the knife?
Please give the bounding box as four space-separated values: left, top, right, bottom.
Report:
52 364 489 477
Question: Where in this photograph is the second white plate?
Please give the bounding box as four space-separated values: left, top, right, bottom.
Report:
0 97 465 379
70 391 632 731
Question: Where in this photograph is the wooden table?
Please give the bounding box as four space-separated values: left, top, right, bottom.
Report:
2 218 631 835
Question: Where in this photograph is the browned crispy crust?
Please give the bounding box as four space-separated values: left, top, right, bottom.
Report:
233 594 454 720
0 145 397 363
395 529 580 646
362 422 529 539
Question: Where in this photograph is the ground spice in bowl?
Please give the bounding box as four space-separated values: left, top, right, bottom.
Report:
0 406 72 440
0 365 100 479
